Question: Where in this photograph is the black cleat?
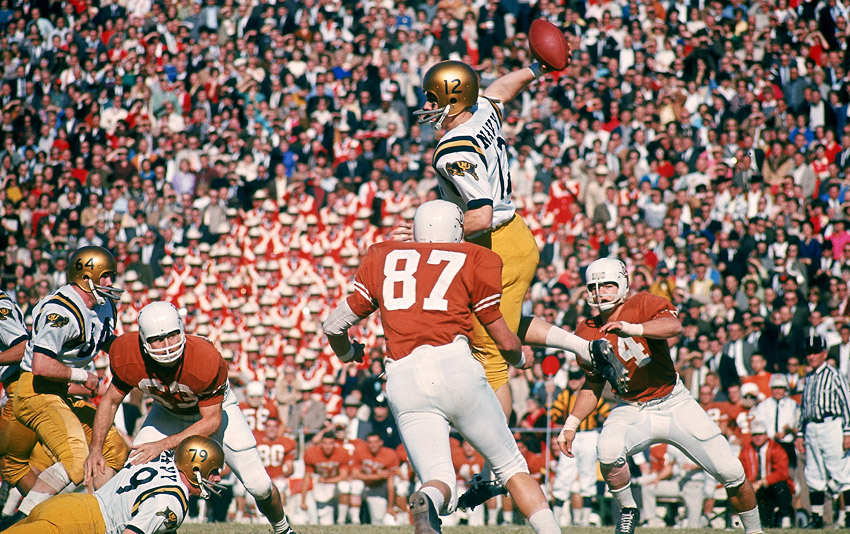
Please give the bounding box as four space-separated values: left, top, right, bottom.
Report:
615 507 640 534
0 510 27 531
409 491 442 534
805 514 823 529
590 339 629 394
456 474 508 511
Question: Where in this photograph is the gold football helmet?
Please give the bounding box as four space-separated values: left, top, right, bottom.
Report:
414 60 479 130
67 246 123 305
175 435 225 499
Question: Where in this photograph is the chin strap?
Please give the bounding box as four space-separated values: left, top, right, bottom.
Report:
194 469 226 499
413 105 451 130
87 279 106 306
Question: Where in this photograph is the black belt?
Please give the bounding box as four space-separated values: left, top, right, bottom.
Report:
809 414 837 424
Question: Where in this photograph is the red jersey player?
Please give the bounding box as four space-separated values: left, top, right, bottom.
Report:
255 418 296 489
558 258 764 534
351 433 400 524
302 433 352 525
241 380 280 433
84 301 296 534
324 200 560 534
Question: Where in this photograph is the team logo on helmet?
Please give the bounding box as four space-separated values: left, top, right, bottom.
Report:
445 161 479 180
0 308 9 321
46 313 69 328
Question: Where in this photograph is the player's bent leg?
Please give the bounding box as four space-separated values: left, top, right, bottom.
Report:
2 493 105 534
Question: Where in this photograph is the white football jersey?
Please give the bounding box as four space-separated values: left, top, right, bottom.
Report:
21 285 116 372
0 291 27 383
433 96 515 234
95 451 190 534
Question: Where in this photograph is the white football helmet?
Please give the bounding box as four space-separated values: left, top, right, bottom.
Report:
413 200 464 243
585 258 629 312
138 301 186 365
245 381 265 408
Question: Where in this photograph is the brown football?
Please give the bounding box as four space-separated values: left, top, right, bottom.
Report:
529 19 569 71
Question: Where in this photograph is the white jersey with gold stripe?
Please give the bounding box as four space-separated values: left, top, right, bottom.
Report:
21 284 116 372
95 451 190 534
0 290 27 383
432 96 515 234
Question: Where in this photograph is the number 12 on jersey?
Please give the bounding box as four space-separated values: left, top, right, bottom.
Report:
382 249 466 311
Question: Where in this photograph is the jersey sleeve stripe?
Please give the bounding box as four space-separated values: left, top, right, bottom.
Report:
131 486 189 516
482 96 503 126
33 346 58 359
433 138 487 168
473 294 501 312
7 334 28 348
353 281 373 302
467 198 494 210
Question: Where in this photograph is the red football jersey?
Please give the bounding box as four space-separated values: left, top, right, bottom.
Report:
352 446 400 487
254 430 296 479
240 400 280 432
338 437 368 459
110 333 228 415
347 241 503 360
701 401 731 427
303 444 351 478
522 450 545 479
451 445 484 483
576 292 679 402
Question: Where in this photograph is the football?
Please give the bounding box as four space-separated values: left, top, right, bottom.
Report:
528 19 569 71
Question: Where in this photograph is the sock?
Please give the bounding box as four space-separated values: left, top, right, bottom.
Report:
17 491 49 515
553 504 564 525
3 487 21 516
546 326 590 360
337 503 349 524
487 509 497 525
503 510 513 523
420 486 445 514
349 506 361 524
272 515 292 534
528 508 561 534
611 484 638 510
579 507 590 525
738 507 763 534
810 490 825 516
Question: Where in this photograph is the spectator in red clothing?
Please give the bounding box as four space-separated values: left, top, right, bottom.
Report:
739 421 794 528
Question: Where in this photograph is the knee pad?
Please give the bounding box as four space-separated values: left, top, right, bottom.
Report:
717 458 746 489
40 462 73 492
490 450 530 489
597 439 627 467
228 448 273 501
338 480 351 494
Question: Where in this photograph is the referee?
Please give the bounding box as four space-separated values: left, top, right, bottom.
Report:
550 364 611 526
794 334 850 528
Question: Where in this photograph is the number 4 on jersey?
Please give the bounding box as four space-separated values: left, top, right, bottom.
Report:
382 249 466 311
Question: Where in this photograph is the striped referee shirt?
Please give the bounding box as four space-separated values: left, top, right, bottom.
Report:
550 388 612 431
800 362 850 435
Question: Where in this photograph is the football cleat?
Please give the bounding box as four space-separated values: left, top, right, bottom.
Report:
409 491 442 534
615 507 640 534
804 514 823 529
456 474 508 511
590 339 629 395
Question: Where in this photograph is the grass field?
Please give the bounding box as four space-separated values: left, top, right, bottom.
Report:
177 526 815 534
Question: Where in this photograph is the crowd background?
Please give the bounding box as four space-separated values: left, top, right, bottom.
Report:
1 0 850 527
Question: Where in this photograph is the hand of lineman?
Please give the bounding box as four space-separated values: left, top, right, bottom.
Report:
84 371 99 392
518 346 535 369
795 436 805 454
599 321 643 337
390 222 413 242
129 438 169 465
83 450 107 493
557 427 576 458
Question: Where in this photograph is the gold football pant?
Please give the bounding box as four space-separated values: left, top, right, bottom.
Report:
13 372 129 486
2 493 106 534
467 215 539 391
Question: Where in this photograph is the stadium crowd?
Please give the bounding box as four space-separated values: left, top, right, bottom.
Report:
1 0 850 528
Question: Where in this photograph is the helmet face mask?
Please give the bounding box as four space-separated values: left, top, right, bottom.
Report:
413 60 479 130
585 258 630 312
174 435 225 499
138 301 186 365
67 246 124 305
413 200 464 243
